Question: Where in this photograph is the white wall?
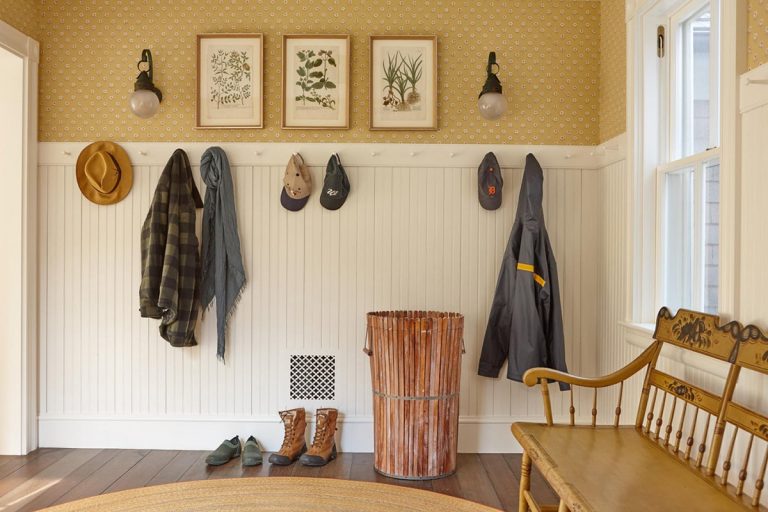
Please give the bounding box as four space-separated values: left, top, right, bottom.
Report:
36 142 611 452
0 46 25 455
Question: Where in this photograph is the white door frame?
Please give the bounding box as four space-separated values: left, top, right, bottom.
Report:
0 19 39 455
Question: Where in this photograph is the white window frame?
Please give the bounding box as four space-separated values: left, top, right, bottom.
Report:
625 0 746 325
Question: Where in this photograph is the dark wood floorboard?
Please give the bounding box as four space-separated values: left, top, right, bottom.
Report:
51 450 148 506
479 453 525 512
177 451 214 482
0 449 560 511
317 452 352 479
145 450 206 487
453 453 504 510
18 450 120 512
105 450 179 493
0 449 73 497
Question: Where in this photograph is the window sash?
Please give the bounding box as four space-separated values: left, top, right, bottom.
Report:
656 148 720 312
667 0 721 161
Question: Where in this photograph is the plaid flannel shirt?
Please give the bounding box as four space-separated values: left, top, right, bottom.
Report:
140 149 203 347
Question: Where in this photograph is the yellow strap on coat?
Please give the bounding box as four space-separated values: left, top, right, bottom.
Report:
517 262 546 287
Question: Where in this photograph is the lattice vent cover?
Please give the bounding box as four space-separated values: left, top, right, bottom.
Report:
289 355 336 400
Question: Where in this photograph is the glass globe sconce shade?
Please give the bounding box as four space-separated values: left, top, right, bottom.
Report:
478 52 507 120
478 92 507 120
130 49 162 119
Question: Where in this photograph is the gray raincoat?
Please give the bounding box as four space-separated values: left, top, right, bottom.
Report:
477 153 569 390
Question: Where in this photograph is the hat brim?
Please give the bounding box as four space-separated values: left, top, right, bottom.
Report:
479 194 502 211
320 193 347 211
281 189 310 212
76 141 133 205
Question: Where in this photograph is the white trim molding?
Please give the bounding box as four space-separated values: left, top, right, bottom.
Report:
0 19 38 456
39 140 626 171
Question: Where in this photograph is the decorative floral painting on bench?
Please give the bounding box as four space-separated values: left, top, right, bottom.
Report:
282 35 350 129
197 34 263 128
370 36 437 130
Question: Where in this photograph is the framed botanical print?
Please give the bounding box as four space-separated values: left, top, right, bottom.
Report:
370 35 438 130
197 34 263 129
282 35 350 129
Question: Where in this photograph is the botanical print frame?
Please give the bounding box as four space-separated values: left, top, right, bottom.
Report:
197 34 263 129
370 35 437 131
282 35 350 130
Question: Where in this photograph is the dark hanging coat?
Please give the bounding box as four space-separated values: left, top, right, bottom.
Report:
139 149 204 347
477 153 569 390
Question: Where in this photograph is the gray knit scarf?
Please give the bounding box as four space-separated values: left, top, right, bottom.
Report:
200 147 246 362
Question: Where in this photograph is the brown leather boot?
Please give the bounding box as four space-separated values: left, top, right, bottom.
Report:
300 408 338 466
268 408 307 465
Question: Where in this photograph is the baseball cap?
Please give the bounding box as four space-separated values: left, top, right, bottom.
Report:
281 153 312 211
320 153 350 211
478 152 503 210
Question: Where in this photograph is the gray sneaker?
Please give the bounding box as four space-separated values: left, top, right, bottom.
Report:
205 436 241 466
242 436 263 466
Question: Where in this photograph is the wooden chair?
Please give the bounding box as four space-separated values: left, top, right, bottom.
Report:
513 307 768 512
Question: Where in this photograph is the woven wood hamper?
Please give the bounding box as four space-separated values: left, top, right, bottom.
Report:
365 311 464 480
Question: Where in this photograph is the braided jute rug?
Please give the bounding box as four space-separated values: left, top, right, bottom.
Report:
40 477 499 511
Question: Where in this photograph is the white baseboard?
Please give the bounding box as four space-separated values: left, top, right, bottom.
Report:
38 415 532 453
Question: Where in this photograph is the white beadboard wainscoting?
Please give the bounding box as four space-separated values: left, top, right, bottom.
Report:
37 141 626 452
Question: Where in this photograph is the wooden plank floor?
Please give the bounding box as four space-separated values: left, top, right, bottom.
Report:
0 449 558 511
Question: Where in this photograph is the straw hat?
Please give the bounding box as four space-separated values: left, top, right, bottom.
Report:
76 141 133 205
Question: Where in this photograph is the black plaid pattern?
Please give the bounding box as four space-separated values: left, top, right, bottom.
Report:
139 149 203 347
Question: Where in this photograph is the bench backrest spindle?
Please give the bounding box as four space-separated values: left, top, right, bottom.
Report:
635 308 741 472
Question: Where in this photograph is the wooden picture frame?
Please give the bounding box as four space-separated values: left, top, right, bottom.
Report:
369 35 438 131
197 33 263 129
282 34 351 130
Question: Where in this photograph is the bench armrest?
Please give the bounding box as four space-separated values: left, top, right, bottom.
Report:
521 341 661 426
522 341 660 388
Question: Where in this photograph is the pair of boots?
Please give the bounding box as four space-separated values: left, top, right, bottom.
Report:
269 407 338 467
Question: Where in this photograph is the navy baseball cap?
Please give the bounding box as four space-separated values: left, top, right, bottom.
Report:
478 152 503 210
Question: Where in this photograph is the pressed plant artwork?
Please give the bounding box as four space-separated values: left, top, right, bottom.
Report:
283 35 350 129
295 49 338 110
209 49 252 109
381 51 423 112
197 34 263 128
370 36 437 130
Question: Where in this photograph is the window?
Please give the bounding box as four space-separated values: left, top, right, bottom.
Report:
657 0 720 313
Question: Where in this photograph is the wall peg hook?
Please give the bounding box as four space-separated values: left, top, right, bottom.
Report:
139 150 148 156
63 150 72 156
409 151 417 157
371 151 379 157
449 152 456 158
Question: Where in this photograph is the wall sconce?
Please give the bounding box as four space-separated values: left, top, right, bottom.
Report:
477 52 507 120
130 49 163 119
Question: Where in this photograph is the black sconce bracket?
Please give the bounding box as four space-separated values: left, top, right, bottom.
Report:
134 49 163 102
479 51 503 98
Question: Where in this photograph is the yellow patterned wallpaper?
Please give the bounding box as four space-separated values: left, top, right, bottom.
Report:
0 0 37 39
35 0 600 144
749 0 768 69
599 0 626 143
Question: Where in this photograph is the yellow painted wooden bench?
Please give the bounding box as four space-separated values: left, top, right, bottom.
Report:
513 308 768 512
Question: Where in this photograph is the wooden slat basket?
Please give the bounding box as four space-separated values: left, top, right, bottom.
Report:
365 311 464 480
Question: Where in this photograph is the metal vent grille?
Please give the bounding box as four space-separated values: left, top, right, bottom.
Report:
289 355 336 400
